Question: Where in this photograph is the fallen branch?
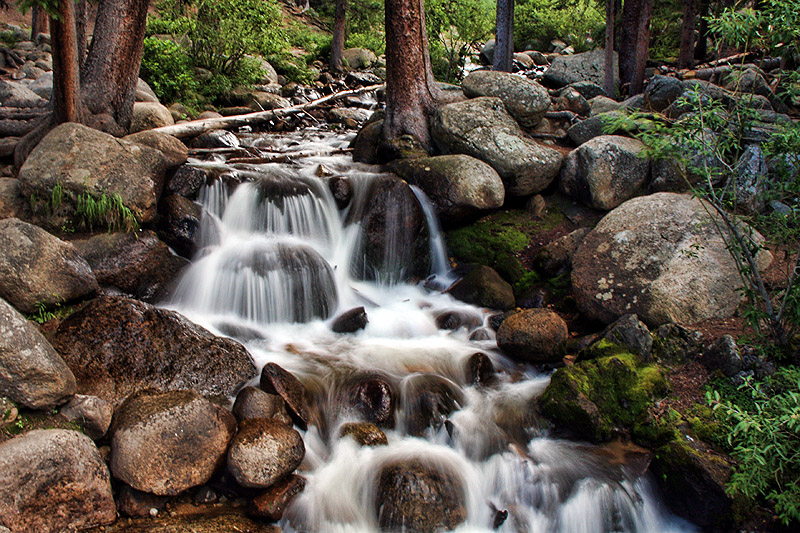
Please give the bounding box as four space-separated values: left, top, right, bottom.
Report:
152 84 384 140
227 148 352 165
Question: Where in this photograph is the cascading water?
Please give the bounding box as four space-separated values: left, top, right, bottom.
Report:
166 128 695 532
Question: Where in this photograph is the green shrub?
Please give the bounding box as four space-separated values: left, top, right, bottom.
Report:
426 0 493 82
514 0 604 53
140 37 198 104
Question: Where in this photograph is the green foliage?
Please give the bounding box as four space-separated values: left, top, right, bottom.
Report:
0 29 19 47
27 300 73 324
648 0 682 62
708 367 800 525
76 191 139 233
140 37 199 104
514 0 604 53
426 0 493 82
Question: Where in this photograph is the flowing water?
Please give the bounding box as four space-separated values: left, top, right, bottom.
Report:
166 128 695 533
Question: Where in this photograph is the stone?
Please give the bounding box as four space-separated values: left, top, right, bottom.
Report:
135 78 159 103
565 81 607 100
534 227 590 276
249 475 307 521
404 374 464 436
328 175 354 209
734 144 769 214
375 459 467 531
447 265 515 311
432 97 563 197
702 335 743 377
597 314 653 360
260 362 311 430
0 429 115 532
130 102 175 133
26 71 53 99
331 306 369 333
345 71 382 86
342 48 376 69
226 418 305 489
348 377 395 428
388 155 505 224
543 48 618 89
123 131 188 170
461 70 551 128
560 135 650 210
514 52 534 68
589 95 622 115
111 389 236 496
554 87 590 116
464 352 497 387
72 230 188 302
245 91 291 111
0 79 46 107
496 308 568 363
567 111 628 146
190 130 240 149
435 309 482 331
571 192 773 326
339 422 388 446
58 394 113 440
232 386 293 426
328 107 372 125
0 218 98 314
158 194 203 258
117 484 170 518
0 179 27 220
351 120 383 164
0 297 76 410
164 166 211 200
480 39 496 65
18 123 166 223
52 295 258 405
644 75 685 112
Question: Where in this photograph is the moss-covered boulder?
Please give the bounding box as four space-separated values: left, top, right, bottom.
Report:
539 342 669 442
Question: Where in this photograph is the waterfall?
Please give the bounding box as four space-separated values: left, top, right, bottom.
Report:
165 129 695 533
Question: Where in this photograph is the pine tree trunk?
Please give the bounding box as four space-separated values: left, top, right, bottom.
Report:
383 0 440 150
30 6 48 43
76 0 90 65
619 0 653 95
694 0 709 61
604 0 616 97
679 0 697 69
493 0 514 72
79 0 149 136
50 0 81 125
330 0 347 72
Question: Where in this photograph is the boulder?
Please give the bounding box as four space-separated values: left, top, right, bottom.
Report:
404 374 464 436
464 352 497 387
375 459 467 531
164 165 211 200
339 422 388 446
513 52 534 68
564 81 607 100
135 78 159 103
328 107 372 125
480 39 496 65
571 192 773 326
734 144 768 214
27 71 53 99
447 265 515 311
117 484 169 518
18 123 166 223
0 429 115 532
0 179 27 220
702 335 743 377
232 386 293 426
554 87 590 116
543 48 618 89
560 135 650 210
596 314 653 360
260 363 311 430
157 194 203 258
589 95 622 115
388 155 505 224
58 394 113 440
190 130 240 149
342 48 377 69
110 389 237 495
245 92 291 111
347 376 395 428
435 309 482 331
130 102 175 133
0 297 76 410
496 308 568 363
461 70 550 128
0 79 46 107
331 306 369 333
432 97 563 197
72 230 188 302
351 120 383 164
52 295 258 405
644 75 685 112
567 111 628 146
226 418 305 488
0 218 98 313
123 131 188 170
534 227 590 275
249 475 307 521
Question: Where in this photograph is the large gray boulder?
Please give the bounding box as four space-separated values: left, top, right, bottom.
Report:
432 97 563 197
0 179 28 220
52 295 258 405
110 389 237 495
0 429 116 533
462 70 551 128
571 193 773 326
0 297 76 410
0 79 46 107
130 102 175 133
543 48 618 89
0 218 98 313
388 155 504 223
342 48 376 69
226 418 305 488
123 130 188 170
560 135 650 210
18 123 166 224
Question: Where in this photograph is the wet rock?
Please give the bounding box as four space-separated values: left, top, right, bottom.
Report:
249 474 307 521
534 227 590 276
447 265 515 311
339 422 388 446
158 194 202 258
461 70 550 128
328 107 372 125
0 429 116 532
123 131 188 170
328 176 353 209
0 218 98 314
496 308 568 364
375 458 467 532
388 155 505 224
597 314 653 360
464 352 497 387
560 135 650 211
72 230 188 302
130 102 175 133
571 193 773 326
404 374 464 436
18 123 166 223
58 394 113 440
349 377 395 428
52 295 258 405
227 418 305 489
331 306 369 333
117 484 170 518
702 335 742 377
543 48 618 89
0 297 76 410
110 389 237 495
232 386 293 425
190 130 240 149
164 166 210 200
351 120 383 164
643 75 684 112
432 97 563 197
435 309 482 331
260 362 311 430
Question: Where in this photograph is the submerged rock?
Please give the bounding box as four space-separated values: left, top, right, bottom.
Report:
260 362 311 430
339 422 388 446
331 306 369 333
403 374 464 436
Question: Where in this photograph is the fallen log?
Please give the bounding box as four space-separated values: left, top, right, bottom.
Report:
151 84 384 140
227 147 352 165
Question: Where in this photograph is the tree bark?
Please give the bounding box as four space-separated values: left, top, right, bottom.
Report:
383 0 440 150
604 0 616 97
50 0 82 125
694 0 709 61
76 0 90 65
493 0 514 72
330 0 347 72
80 0 150 136
678 0 697 69
30 5 48 42
619 0 653 95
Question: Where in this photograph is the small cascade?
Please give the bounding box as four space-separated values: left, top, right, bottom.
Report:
165 129 695 533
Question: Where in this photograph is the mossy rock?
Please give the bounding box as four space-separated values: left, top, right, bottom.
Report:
539 344 669 443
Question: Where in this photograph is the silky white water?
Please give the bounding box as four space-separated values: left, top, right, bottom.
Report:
166 129 695 532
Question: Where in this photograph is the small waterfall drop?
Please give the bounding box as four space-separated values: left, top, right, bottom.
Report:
165 129 695 533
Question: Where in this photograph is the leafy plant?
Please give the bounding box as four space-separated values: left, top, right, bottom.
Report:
140 36 199 104
514 0 604 53
76 191 139 233
28 301 58 324
426 0 494 82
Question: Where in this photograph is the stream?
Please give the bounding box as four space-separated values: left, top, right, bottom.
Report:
164 127 696 533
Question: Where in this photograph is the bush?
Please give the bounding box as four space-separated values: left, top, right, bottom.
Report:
514 0 604 53
426 0 494 82
140 37 198 104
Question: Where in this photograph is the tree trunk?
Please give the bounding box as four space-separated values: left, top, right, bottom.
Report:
493 0 514 72
383 0 441 150
619 0 653 95
30 5 48 43
604 0 616 97
50 0 82 125
330 0 347 72
79 0 150 136
678 0 697 69
694 0 709 61
76 0 90 65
